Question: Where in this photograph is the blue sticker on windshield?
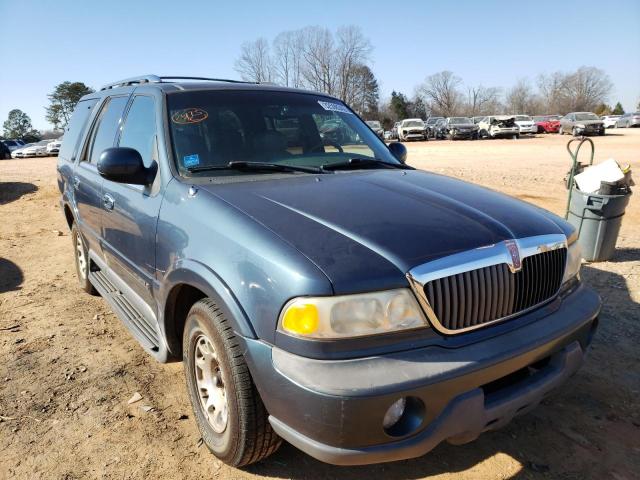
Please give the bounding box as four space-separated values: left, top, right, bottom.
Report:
183 154 200 168
318 100 352 114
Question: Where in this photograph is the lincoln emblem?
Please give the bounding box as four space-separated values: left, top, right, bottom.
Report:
505 240 522 272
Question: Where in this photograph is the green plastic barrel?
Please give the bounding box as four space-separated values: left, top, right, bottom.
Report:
567 188 632 262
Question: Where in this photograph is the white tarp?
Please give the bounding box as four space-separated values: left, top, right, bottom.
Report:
574 158 625 193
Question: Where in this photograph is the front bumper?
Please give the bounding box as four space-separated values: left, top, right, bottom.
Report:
244 283 600 465
575 126 605 135
490 128 519 137
518 126 537 134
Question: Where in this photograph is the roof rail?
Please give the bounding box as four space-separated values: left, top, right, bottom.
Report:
159 76 257 84
100 75 259 90
100 75 161 90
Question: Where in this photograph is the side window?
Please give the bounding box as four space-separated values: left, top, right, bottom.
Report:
85 96 129 164
118 96 157 168
58 98 99 161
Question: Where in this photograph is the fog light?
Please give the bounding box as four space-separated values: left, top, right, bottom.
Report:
383 397 406 429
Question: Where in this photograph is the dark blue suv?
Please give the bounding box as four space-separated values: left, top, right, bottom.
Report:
58 75 601 467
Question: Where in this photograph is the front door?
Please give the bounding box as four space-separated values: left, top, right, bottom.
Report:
73 96 129 256
101 94 162 310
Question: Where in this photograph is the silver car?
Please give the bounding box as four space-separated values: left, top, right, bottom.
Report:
616 112 640 128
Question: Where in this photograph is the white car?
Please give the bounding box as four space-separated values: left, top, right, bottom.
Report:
514 115 537 135
17 140 50 158
47 138 62 155
601 115 621 128
477 116 520 139
397 118 427 141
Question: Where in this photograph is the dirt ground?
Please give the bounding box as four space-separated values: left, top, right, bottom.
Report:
1 130 639 480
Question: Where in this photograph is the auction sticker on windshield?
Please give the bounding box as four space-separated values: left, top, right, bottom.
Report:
172 108 209 124
317 101 352 114
183 154 200 168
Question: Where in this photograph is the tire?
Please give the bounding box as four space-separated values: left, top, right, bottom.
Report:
559 126 564 135
183 299 281 467
572 127 579 137
71 223 97 295
513 134 520 140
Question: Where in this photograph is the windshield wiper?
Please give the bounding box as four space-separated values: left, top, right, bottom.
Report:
320 158 413 172
187 161 324 174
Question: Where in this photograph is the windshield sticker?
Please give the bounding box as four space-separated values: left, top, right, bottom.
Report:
172 108 209 124
183 154 200 168
317 100 352 115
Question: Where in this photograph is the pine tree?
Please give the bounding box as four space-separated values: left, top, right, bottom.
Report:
612 102 625 115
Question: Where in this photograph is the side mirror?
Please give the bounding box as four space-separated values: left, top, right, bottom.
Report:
388 141 407 164
98 147 155 185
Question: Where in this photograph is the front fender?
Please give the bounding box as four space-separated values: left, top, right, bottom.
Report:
158 258 257 357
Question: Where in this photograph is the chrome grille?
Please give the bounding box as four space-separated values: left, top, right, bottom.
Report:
422 248 566 332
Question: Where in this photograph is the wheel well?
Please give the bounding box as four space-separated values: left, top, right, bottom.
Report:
63 204 74 229
164 284 207 358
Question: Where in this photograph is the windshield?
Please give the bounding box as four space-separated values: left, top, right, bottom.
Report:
515 115 532 121
533 116 546 121
366 120 381 129
426 117 442 125
402 120 424 127
449 117 472 124
167 91 398 175
575 113 599 121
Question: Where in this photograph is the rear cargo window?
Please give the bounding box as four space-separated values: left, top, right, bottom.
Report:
58 98 99 162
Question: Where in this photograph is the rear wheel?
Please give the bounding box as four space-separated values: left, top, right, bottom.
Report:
183 299 281 467
71 224 97 295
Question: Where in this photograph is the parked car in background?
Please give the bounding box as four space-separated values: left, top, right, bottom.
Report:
58 75 599 467
477 116 520 139
435 117 478 140
533 116 561 133
365 120 385 139
0 141 12 159
616 112 640 128
20 140 50 157
425 116 444 139
2 139 25 152
601 115 621 128
514 115 537 135
383 131 393 140
47 138 63 155
391 121 400 140
11 143 35 158
559 112 605 136
398 118 427 141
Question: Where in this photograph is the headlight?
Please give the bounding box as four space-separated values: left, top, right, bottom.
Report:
562 241 582 284
279 289 428 339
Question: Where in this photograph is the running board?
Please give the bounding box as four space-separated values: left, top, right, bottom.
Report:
90 270 160 352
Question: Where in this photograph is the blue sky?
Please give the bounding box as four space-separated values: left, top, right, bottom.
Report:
1 0 638 130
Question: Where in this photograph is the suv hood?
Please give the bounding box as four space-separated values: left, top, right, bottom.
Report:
203 170 571 293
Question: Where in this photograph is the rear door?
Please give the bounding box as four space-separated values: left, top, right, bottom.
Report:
73 96 129 256
101 94 162 310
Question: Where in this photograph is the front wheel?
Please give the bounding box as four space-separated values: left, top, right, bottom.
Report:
559 126 564 135
183 299 281 467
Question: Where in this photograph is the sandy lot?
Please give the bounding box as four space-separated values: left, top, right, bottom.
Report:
1 130 639 480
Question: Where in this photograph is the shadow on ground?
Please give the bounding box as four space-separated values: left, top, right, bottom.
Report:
243 264 639 480
0 182 38 205
0 258 23 293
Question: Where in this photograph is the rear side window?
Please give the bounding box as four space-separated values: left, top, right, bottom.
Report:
84 96 129 164
118 96 157 168
58 98 99 161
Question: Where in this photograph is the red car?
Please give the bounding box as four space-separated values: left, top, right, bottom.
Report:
534 115 561 133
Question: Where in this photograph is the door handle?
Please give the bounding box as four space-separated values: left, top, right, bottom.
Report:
103 193 115 211
72 176 80 190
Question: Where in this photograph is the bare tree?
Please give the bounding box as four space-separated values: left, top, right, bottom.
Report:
416 71 463 116
299 26 336 95
505 79 543 114
538 67 612 113
272 30 304 87
234 38 273 83
335 26 372 105
562 66 612 112
464 85 502 116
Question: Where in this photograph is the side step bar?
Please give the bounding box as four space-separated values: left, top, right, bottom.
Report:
90 270 160 352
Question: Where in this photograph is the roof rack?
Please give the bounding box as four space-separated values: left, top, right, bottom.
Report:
100 75 257 90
